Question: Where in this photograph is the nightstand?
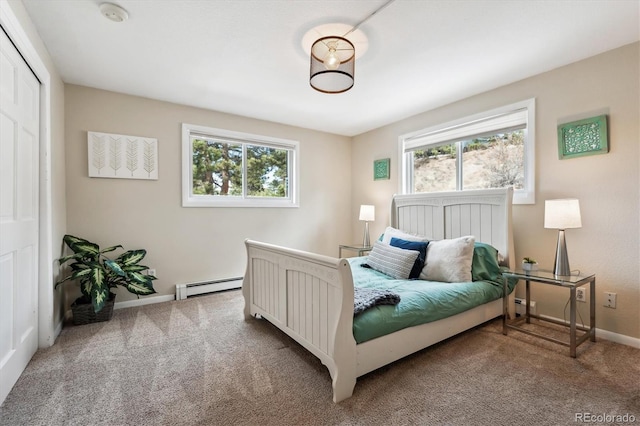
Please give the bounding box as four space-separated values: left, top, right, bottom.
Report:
338 244 372 257
502 269 595 357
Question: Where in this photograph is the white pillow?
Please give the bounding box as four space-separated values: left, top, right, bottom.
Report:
381 226 429 245
419 236 476 283
367 241 420 280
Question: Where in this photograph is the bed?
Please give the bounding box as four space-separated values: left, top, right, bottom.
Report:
242 188 516 402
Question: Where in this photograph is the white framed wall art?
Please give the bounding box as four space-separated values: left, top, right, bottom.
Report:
88 131 158 180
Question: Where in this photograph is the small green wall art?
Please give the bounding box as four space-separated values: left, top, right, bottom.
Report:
373 158 390 180
557 115 608 160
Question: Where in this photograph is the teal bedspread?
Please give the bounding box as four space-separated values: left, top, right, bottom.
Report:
350 257 517 344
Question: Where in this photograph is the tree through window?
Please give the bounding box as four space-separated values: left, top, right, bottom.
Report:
182 124 299 207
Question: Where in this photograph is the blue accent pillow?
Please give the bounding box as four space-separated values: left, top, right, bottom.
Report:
390 237 429 279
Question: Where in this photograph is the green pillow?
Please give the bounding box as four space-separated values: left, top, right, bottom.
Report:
472 242 502 283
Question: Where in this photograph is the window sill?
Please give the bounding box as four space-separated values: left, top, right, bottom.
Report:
183 196 299 208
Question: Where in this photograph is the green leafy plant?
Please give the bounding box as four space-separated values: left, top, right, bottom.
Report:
522 257 537 264
56 235 157 313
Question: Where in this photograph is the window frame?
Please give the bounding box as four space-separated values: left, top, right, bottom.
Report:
398 98 536 204
181 123 300 208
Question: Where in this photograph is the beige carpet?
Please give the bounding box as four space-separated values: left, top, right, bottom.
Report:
1 290 638 426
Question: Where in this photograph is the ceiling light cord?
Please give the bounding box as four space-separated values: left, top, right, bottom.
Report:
343 0 396 37
318 0 395 51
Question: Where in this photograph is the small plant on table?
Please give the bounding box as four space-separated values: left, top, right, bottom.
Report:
522 257 538 271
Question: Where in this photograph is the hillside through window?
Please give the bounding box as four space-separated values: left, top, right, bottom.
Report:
400 99 535 204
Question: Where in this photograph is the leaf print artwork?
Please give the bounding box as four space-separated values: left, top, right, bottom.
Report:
88 132 158 180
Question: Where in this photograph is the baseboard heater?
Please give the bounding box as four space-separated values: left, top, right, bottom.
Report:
514 297 537 316
176 277 243 300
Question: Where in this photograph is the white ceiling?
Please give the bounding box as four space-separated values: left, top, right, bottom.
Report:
21 0 640 137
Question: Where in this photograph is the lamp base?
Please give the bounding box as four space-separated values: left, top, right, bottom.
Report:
362 222 370 247
553 229 571 276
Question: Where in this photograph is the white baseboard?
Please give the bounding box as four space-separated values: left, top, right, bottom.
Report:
539 314 640 349
113 294 175 310
594 328 640 349
62 294 175 322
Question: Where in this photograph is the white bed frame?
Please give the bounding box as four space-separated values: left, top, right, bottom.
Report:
242 188 515 402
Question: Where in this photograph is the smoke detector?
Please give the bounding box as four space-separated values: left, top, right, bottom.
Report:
99 3 129 23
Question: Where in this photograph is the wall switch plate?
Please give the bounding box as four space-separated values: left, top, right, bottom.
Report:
147 269 157 277
604 292 616 308
576 288 586 302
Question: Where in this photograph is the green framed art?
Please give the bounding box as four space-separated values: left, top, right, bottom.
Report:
373 158 390 180
557 115 608 160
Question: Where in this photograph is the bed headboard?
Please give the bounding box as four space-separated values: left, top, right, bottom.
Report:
390 188 514 269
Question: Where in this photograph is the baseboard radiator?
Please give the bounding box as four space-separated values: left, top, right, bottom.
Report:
176 277 243 300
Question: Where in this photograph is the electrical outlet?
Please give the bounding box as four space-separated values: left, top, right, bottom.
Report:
604 292 616 309
147 268 157 277
576 288 586 302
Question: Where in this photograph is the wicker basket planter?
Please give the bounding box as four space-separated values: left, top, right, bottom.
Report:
71 293 116 325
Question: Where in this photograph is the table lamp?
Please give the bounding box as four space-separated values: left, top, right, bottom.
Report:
359 205 375 247
544 199 582 276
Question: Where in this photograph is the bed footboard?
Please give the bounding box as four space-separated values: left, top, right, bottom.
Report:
242 239 357 402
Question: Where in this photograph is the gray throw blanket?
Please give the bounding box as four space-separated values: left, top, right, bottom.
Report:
354 287 401 315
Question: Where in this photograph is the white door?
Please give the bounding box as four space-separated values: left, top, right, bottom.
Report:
0 27 40 404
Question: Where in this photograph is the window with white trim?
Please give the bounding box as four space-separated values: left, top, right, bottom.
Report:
400 99 535 204
182 123 299 207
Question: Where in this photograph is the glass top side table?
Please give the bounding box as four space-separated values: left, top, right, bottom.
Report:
338 244 372 258
502 269 596 357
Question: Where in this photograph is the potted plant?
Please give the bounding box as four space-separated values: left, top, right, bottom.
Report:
522 257 538 271
56 234 157 325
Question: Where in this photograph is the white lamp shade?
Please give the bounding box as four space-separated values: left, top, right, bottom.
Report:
544 199 582 229
359 205 375 221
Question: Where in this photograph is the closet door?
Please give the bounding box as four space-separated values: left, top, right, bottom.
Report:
0 27 40 405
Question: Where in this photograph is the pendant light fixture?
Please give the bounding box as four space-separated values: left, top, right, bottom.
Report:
309 0 396 94
310 36 355 93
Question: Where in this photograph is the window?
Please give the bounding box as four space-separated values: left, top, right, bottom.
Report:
182 123 299 207
400 99 535 204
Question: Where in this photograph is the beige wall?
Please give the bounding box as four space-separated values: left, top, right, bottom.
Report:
12 0 636 341
5 0 67 341
352 43 640 339
64 85 352 303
